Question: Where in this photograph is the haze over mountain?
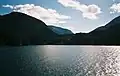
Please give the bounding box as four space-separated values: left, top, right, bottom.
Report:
48 25 73 35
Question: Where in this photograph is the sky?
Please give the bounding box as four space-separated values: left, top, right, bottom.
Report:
0 0 120 33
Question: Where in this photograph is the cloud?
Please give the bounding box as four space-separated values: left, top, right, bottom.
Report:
2 4 71 25
2 5 14 9
58 0 102 20
110 3 120 14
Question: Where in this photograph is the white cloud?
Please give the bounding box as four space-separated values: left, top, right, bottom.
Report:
2 5 14 9
2 4 71 25
110 3 120 13
58 0 102 20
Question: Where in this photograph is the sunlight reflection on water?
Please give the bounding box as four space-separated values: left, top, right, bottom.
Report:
75 46 120 76
34 46 120 76
1 46 120 76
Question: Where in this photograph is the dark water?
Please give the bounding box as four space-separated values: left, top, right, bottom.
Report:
0 46 120 76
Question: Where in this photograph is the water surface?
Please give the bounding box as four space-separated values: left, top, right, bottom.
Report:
0 46 120 76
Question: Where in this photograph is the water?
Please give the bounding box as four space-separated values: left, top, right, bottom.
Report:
1 46 120 76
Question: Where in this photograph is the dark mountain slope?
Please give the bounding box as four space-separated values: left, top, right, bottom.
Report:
0 12 58 45
88 16 120 44
90 16 120 35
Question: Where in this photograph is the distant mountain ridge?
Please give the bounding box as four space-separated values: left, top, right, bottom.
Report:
48 25 73 35
1 12 120 45
58 15 120 45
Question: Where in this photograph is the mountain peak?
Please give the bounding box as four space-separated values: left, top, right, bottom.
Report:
0 12 57 45
2 12 47 26
5 12 27 16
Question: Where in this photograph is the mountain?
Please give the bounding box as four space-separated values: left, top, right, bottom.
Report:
1 12 120 45
48 25 73 35
90 16 120 34
54 16 120 45
0 12 58 45
88 16 120 45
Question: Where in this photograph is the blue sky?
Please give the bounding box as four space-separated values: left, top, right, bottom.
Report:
1 0 120 33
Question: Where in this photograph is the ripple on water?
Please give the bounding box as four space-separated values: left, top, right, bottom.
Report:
74 47 120 76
